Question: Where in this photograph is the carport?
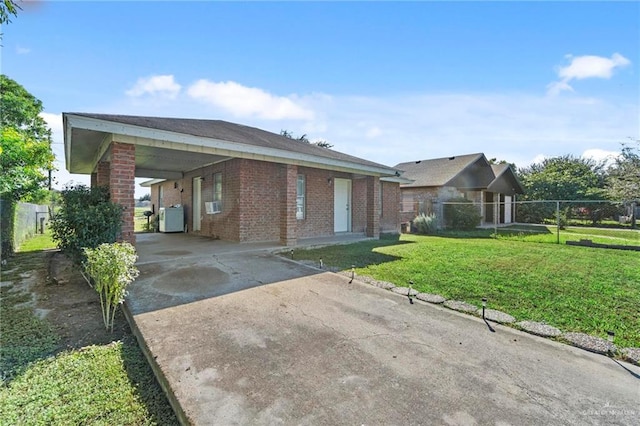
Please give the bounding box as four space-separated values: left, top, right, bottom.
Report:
63 113 404 246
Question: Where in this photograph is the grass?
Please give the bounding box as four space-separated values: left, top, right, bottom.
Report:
0 285 59 381
294 232 640 349
0 338 176 425
0 235 178 425
135 207 153 233
16 228 57 252
458 224 639 246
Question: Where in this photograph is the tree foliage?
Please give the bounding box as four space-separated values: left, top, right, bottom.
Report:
516 155 608 224
50 185 123 263
83 242 139 332
0 75 54 257
607 139 640 201
443 197 481 230
280 129 333 149
518 155 606 201
0 127 53 201
0 0 20 28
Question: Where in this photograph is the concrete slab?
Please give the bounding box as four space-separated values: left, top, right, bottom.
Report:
126 233 640 425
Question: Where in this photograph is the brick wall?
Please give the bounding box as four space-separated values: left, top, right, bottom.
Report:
380 181 400 233
182 160 241 241
238 159 281 242
297 167 334 238
149 158 392 244
109 142 135 244
96 161 110 187
365 176 380 238
278 163 297 245
351 178 367 233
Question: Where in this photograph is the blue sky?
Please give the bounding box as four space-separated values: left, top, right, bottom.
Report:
3 1 639 197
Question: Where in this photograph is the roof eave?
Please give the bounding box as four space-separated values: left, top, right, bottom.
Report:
64 113 399 177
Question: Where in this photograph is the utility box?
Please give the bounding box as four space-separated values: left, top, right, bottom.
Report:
159 206 184 233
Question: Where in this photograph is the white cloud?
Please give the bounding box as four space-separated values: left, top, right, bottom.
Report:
102 79 638 172
187 79 314 120
548 53 631 95
40 112 63 138
582 148 620 165
16 45 31 55
545 80 574 97
126 75 181 99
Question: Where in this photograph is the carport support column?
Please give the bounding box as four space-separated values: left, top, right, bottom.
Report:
109 142 136 245
280 164 298 246
366 176 380 238
94 160 111 188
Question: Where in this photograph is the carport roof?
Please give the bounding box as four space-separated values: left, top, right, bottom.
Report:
63 113 400 179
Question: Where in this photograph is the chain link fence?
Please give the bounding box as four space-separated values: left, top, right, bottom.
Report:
1 200 51 251
401 197 638 243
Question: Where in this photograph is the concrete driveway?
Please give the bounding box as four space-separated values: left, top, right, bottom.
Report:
126 234 639 426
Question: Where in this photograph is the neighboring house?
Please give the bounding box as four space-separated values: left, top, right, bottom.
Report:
394 153 524 227
63 113 403 245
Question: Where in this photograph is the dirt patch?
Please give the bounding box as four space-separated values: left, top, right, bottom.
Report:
38 251 129 350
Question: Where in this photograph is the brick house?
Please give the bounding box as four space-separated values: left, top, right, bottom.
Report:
394 153 524 227
63 113 403 245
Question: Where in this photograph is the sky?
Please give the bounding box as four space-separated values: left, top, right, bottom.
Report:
2 1 639 198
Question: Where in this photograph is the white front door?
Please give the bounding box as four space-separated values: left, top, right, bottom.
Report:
504 195 512 224
193 177 201 232
334 178 351 232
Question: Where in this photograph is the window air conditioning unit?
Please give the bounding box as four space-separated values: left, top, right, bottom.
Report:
205 201 222 214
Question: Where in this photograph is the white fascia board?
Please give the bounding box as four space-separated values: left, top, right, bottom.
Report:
92 134 113 171
381 176 414 184
63 115 73 172
136 168 183 180
65 114 398 177
140 178 166 187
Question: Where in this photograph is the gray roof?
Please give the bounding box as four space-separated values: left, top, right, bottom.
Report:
395 153 524 195
68 113 395 173
395 153 487 188
488 163 525 195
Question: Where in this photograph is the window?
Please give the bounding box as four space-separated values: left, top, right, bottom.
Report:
296 174 305 220
208 172 222 214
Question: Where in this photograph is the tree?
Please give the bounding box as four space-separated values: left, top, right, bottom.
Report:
1 75 52 142
0 0 20 28
280 129 333 149
607 139 640 201
607 138 640 227
516 155 607 224
139 193 151 202
1 78 55 257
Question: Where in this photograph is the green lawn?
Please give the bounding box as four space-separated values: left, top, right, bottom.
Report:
16 228 57 252
135 207 152 233
463 224 639 246
1 235 177 424
294 233 640 349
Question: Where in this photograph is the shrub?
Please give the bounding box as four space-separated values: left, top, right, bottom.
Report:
50 185 122 263
413 213 438 234
443 197 481 230
83 242 139 332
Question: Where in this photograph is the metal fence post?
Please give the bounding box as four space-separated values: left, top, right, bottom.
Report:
556 201 560 244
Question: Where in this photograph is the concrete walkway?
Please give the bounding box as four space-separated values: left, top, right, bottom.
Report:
126 233 640 425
